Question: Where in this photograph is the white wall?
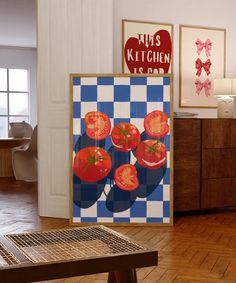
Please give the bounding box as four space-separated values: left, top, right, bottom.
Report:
114 0 236 117
0 0 36 47
0 46 37 126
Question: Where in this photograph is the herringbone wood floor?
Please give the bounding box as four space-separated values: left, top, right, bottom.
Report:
1 178 236 283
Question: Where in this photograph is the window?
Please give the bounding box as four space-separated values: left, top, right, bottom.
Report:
0 68 29 138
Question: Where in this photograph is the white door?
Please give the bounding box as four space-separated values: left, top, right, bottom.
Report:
37 0 113 218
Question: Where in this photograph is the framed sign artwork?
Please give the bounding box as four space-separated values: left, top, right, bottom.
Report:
70 74 173 225
122 20 173 75
179 25 226 108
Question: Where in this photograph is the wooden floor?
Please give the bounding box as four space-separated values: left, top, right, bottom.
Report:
1 178 236 283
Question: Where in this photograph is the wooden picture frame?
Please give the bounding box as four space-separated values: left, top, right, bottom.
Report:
179 25 226 108
70 73 173 226
122 19 173 75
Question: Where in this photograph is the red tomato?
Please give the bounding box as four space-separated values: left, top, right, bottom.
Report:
73 147 112 182
136 140 167 169
114 164 139 191
85 111 111 140
144 110 169 138
111 123 140 152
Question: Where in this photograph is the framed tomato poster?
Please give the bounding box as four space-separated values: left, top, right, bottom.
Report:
70 74 173 225
179 25 226 108
122 20 173 74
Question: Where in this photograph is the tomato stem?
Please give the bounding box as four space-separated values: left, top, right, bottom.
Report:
117 125 129 136
82 148 106 172
144 141 160 153
115 125 139 147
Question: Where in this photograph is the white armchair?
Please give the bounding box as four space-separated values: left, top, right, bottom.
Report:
12 126 37 182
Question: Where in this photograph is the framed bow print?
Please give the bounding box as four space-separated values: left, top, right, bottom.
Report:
179 25 226 108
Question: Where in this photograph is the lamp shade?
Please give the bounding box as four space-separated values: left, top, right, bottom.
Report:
232 78 236 96
213 78 232 96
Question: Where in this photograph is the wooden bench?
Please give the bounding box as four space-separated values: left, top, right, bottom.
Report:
0 225 158 283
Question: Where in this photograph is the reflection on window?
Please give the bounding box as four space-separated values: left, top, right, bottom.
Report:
9 69 28 92
0 68 29 137
0 93 7 115
9 93 28 115
0 117 8 138
0 68 7 91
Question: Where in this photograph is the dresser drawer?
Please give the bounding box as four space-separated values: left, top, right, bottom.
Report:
202 119 236 148
202 149 233 179
174 119 201 150
174 119 201 211
201 178 236 209
174 163 200 211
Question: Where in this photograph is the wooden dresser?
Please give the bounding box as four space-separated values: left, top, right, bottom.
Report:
174 118 236 211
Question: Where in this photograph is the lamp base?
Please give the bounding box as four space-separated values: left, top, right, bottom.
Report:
217 96 234 118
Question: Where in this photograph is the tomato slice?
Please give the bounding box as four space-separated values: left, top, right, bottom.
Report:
136 140 167 169
144 110 169 138
85 111 111 140
73 147 112 182
111 123 140 152
114 164 139 191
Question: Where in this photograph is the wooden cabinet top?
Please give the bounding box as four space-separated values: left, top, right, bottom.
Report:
174 118 236 120
174 118 236 148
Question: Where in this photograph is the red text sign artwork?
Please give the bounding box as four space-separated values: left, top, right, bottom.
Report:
124 30 172 74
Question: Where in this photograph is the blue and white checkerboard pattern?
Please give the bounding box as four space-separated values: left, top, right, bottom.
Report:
72 75 171 224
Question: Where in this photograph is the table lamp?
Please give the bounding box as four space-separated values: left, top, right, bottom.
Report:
232 78 236 118
213 78 234 118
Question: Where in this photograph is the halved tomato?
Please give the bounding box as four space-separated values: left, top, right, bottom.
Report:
114 164 139 191
111 123 140 152
136 140 167 169
144 110 169 138
85 111 111 140
73 147 112 182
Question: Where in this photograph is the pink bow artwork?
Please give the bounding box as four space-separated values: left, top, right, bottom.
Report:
195 38 212 57
195 58 211 76
195 79 211 97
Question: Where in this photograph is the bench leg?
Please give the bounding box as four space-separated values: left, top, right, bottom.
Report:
108 269 137 283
